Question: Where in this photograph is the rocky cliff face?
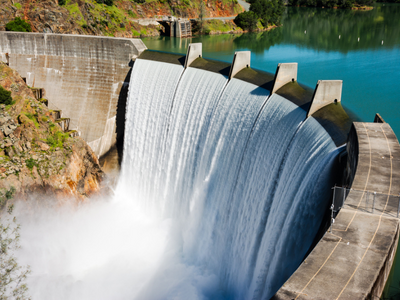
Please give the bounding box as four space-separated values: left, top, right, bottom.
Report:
0 62 103 205
0 0 243 37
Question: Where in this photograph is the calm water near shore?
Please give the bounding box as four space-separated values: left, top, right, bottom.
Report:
143 3 400 299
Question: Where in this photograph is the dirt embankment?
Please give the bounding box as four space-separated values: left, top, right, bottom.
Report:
0 62 104 206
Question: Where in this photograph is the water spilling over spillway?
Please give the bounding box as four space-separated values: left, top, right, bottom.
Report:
15 58 340 300
118 59 339 299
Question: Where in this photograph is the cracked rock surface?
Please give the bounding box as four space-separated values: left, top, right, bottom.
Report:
0 62 104 206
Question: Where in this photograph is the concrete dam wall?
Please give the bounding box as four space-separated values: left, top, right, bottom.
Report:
1 33 399 299
0 32 147 157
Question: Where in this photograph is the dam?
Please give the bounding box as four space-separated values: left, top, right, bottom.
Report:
1 32 399 299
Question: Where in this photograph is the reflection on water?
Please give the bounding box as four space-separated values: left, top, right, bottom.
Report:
144 3 400 54
281 4 400 52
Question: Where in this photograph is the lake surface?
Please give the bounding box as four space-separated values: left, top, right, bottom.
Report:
143 3 400 137
143 4 400 299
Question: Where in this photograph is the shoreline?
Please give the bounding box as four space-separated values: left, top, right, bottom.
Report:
288 4 374 10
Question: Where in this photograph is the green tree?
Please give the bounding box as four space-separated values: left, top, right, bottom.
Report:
250 0 285 27
0 86 12 106
5 18 32 33
198 0 207 34
234 11 259 31
0 203 31 300
95 0 114 6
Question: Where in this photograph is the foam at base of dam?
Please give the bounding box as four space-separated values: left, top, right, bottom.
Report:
0 32 146 157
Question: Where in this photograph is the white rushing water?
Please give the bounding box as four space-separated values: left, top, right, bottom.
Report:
15 59 339 300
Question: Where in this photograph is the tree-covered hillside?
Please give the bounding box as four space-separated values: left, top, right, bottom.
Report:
0 0 243 37
234 0 285 31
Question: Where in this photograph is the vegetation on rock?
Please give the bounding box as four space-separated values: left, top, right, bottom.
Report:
0 0 243 37
235 0 284 31
95 0 114 6
192 19 243 35
0 86 12 106
234 11 259 31
0 62 103 199
5 17 32 33
288 0 374 9
0 203 30 300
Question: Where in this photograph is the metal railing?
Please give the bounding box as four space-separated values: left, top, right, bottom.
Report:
330 186 400 232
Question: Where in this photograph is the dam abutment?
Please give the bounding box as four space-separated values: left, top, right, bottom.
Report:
0 32 147 158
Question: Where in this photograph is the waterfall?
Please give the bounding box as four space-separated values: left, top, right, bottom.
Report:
15 58 339 300
118 59 339 299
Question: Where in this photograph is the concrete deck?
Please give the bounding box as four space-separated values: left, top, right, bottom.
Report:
273 122 400 300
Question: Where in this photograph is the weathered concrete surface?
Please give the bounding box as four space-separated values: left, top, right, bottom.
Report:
234 67 275 90
312 102 353 147
229 51 251 79
184 43 202 68
307 80 343 118
273 122 400 300
189 57 231 76
271 63 298 94
0 32 147 157
139 50 186 66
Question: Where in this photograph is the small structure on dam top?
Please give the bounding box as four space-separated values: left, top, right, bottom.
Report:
1 33 399 299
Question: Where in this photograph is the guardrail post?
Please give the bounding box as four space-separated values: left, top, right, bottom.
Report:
342 187 346 208
331 186 336 233
397 194 400 218
373 192 376 214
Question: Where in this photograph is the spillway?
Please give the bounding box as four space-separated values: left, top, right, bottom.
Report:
117 58 340 299
3 34 397 299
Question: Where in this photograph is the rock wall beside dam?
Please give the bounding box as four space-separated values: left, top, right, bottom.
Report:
0 32 146 157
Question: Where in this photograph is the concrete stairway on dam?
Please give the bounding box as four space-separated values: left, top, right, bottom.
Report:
27 84 79 138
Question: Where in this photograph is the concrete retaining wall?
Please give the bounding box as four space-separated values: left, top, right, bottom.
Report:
0 32 146 157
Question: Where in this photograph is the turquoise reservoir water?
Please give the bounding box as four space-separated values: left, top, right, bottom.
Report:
143 3 400 137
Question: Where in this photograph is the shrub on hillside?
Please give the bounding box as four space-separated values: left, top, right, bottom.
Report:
58 0 66 5
235 0 284 30
5 17 32 32
250 0 285 27
95 0 114 6
0 86 12 106
288 0 374 8
0 203 31 299
234 11 259 31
